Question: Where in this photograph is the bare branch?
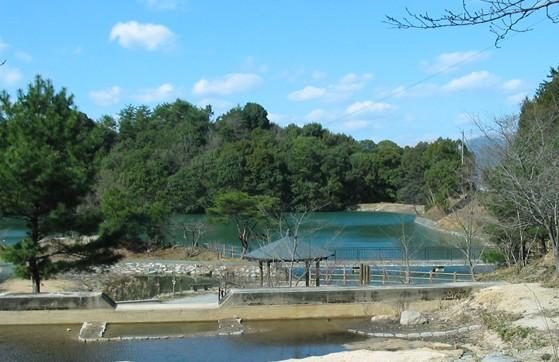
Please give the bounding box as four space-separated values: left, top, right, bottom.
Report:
386 0 559 45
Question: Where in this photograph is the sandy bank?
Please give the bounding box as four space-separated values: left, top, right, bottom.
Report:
281 348 463 362
356 203 424 215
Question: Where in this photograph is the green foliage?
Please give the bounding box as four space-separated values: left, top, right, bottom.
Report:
398 138 467 208
481 249 506 265
208 190 279 254
0 76 120 291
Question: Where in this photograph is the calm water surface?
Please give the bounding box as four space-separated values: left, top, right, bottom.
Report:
0 319 366 362
0 212 446 248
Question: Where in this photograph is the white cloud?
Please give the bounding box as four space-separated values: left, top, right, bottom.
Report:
502 79 523 92
142 0 184 10
15 50 32 63
288 86 327 101
0 65 23 86
192 73 262 96
443 71 499 92
196 98 233 115
422 51 487 74
341 119 369 130
337 72 373 92
73 47 83 55
306 109 332 122
346 101 393 114
507 92 528 105
89 86 122 106
288 72 373 102
133 83 176 103
109 21 175 51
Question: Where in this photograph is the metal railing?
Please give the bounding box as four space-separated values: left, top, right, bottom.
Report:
203 242 484 264
309 264 475 286
203 242 244 259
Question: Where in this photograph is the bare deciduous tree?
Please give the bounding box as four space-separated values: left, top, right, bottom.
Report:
386 1 559 46
480 112 559 272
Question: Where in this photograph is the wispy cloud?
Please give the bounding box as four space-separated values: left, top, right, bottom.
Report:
0 65 23 86
288 72 373 102
89 86 122 106
133 83 177 103
141 0 184 10
241 56 269 73
341 119 370 130
346 100 394 114
454 112 475 126
288 86 328 101
305 108 333 122
109 21 175 51
442 71 499 92
501 79 523 92
422 50 487 74
507 92 528 105
192 73 262 96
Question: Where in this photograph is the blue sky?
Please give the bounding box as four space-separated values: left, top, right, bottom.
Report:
1 0 558 145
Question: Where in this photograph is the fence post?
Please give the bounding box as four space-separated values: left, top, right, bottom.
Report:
382 269 386 284
429 271 433 284
453 271 457 282
343 265 347 285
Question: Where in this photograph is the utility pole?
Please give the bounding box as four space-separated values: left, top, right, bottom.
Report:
461 130 465 166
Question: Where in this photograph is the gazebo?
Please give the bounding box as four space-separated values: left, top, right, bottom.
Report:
245 236 334 287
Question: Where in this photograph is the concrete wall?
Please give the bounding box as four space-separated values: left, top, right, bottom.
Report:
221 282 499 307
0 292 116 311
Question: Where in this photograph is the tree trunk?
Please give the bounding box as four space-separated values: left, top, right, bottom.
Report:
30 259 41 293
30 216 41 293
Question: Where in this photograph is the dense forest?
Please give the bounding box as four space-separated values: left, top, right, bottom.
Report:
95 95 468 242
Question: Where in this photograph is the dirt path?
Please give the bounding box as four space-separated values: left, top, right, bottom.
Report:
0 278 84 294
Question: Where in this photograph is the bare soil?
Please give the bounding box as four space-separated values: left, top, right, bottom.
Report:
356 203 425 215
0 278 84 294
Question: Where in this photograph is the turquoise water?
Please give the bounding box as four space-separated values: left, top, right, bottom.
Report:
0 211 447 249
169 212 446 249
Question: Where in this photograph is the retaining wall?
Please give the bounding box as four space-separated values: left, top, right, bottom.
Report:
220 282 500 307
0 292 115 311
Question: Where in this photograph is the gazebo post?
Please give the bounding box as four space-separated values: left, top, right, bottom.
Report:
305 261 310 287
259 261 263 287
267 261 271 287
315 260 320 287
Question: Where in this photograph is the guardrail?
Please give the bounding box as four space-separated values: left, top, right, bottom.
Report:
333 246 483 263
203 242 484 264
308 264 475 286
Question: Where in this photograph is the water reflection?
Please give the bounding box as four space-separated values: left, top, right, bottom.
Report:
0 319 366 362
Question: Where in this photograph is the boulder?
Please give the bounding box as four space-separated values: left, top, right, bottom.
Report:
370 314 397 323
400 310 428 325
481 353 519 362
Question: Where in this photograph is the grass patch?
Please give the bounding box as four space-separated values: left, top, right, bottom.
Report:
481 311 533 343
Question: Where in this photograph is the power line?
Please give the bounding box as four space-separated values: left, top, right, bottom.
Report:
320 11 558 129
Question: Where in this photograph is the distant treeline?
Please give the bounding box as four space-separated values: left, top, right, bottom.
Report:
97 101 469 215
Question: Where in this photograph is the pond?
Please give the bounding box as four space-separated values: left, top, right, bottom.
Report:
0 319 367 362
0 212 448 249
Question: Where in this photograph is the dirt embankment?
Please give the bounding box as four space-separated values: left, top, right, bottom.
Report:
356 203 425 215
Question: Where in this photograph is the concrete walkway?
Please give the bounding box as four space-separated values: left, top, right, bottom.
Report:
116 293 219 311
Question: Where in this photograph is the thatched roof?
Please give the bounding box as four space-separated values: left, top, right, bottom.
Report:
245 236 334 262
